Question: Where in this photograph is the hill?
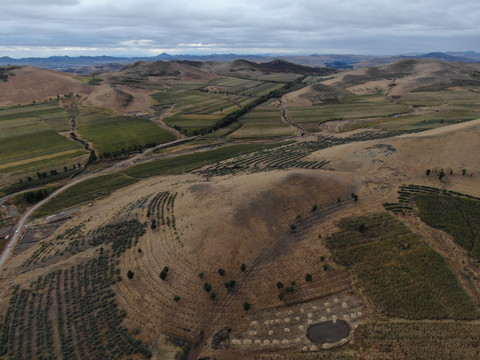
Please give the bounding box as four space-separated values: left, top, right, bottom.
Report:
0 66 92 106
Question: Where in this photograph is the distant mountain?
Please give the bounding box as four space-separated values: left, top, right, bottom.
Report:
1 51 479 74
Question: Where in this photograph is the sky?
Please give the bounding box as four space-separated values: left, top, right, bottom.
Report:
1 0 479 58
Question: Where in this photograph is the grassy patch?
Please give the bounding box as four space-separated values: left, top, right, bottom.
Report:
76 112 176 155
35 173 138 217
325 212 479 320
416 193 480 260
125 144 272 178
0 103 88 182
356 321 480 360
289 95 411 124
0 169 80 196
229 108 295 139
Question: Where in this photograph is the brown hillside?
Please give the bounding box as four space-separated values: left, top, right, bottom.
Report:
0 66 92 105
119 60 217 81
322 59 480 95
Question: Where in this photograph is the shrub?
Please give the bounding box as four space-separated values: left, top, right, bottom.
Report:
173 296 181 302
276 282 284 289
305 274 313 282
243 302 251 311
127 270 134 279
203 283 212 292
217 268 226 276
210 292 216 300
240 263 246 272
311 204 318 212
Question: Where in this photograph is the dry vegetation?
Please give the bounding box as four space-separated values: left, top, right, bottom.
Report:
1 58 480 360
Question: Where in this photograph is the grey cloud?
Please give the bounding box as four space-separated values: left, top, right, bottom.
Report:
0 0 479 57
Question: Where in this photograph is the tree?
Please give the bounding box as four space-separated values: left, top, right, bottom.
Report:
276 282 284 289
311 203 318 212
198 272 204 279
279 292 284 300
210 292 216 300
243 302 251 311
173 295 180 302
160 267 168 280
439 169 446 180
305 274 313 282
218 268 226 276
225 280 236 290
240 263 246 272
203 283 212 292
426 169 431 176
127 270 134 279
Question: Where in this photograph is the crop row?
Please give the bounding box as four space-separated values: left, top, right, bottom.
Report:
0 253 151 360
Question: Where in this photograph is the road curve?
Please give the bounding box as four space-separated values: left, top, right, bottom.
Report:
0 135 198 269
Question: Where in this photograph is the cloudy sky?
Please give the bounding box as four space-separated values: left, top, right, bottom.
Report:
1 0 479 58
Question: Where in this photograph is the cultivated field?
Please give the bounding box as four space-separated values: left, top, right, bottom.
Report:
76 109 176 157
0 102 88 185
1 59 480 360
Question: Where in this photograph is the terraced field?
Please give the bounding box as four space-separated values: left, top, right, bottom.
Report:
0 102 88 184
153 77 288 135
228 103 295 140
287 94 411 133
76 110 176 157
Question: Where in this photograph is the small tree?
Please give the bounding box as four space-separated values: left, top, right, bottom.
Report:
305 274 313 282
127 270 134 280
173 295 180 302
439 169 446 180
225 280 236 290
462 169 467 176
198 272 205 279
279 292 284 300
240 263 246 272
218 268 226 276
311 204 318 212
323 264 329 271
203 283 212 292
243 302 251 311
426 169 431 176
210 292 216 300
276 282 284 289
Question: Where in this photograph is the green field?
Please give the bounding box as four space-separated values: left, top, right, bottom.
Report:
289 95 411 124
125 143 273 178
355 321 480 360
228 107 295 139
326 212 479 320
341 88 480 133
0 103 88 182
34 173 139 217
416 193 480 260
153 77 288 135
76 111 176 156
